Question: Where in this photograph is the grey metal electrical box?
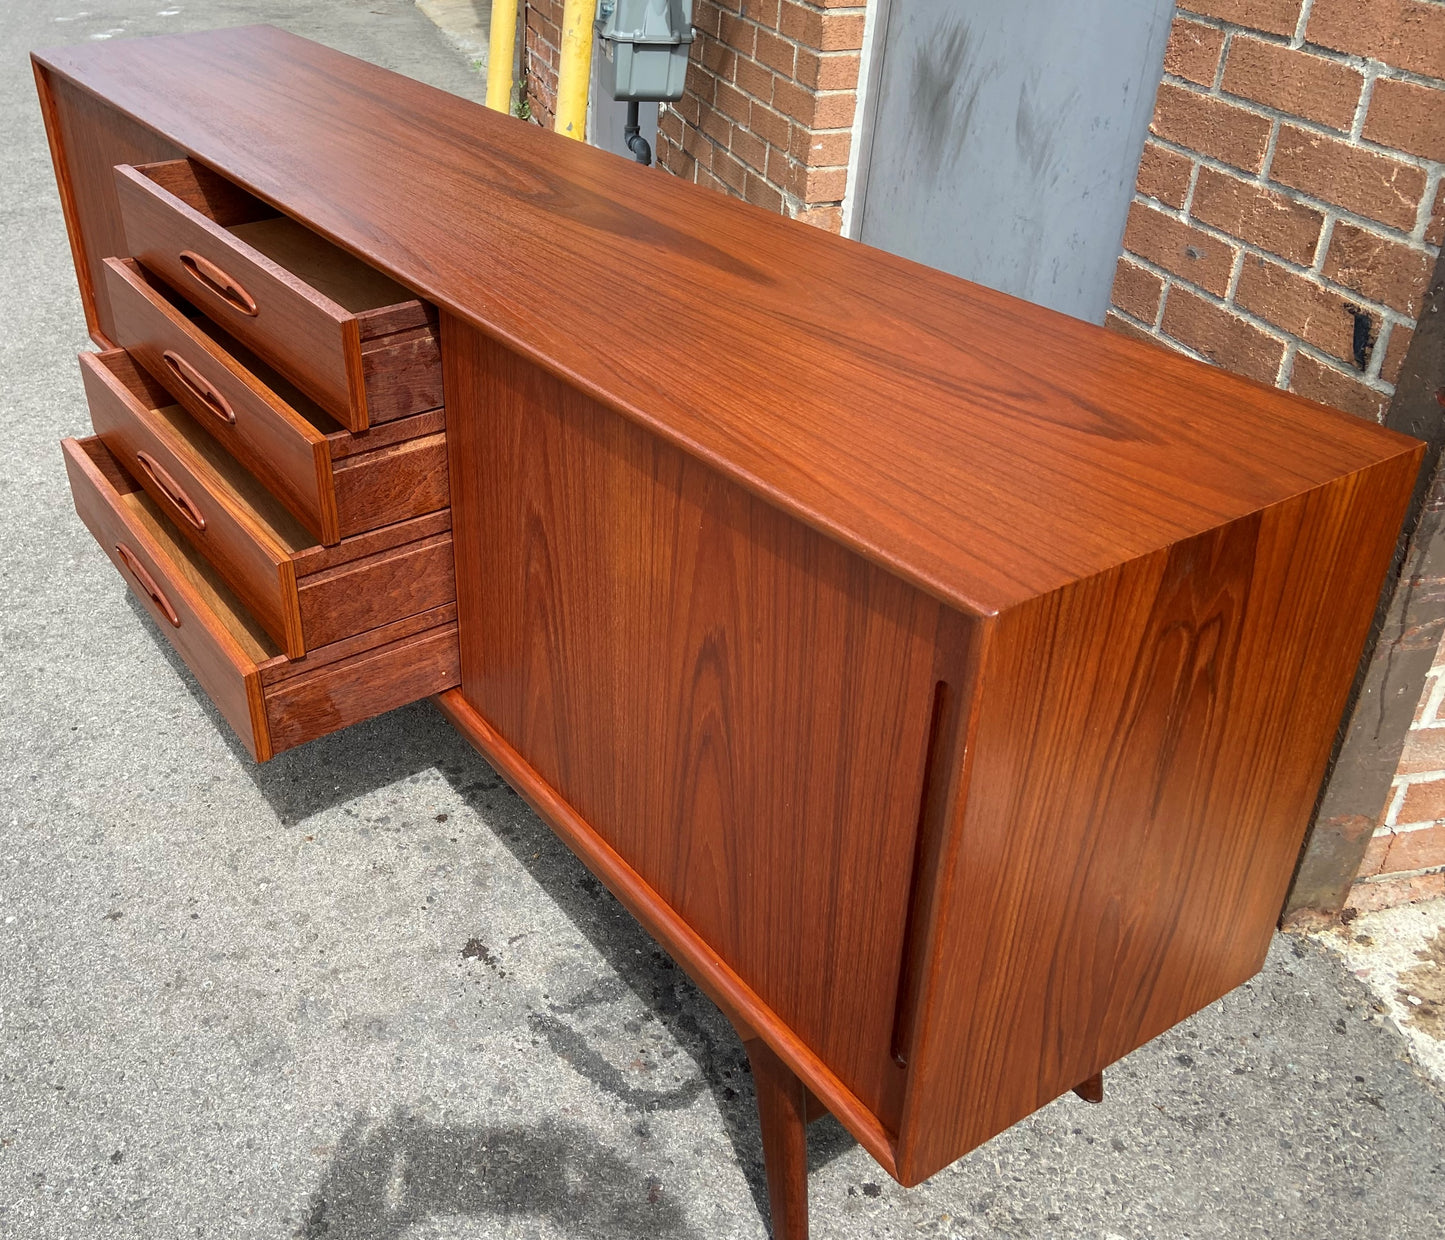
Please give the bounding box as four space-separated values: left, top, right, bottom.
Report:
595 0 694 102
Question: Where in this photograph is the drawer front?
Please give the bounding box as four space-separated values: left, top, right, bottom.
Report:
80 350 305 658
104 256 339 544
115 162 366 429
64 437 461 762
62 436 270 758
297 531 455 648
264 623 460 755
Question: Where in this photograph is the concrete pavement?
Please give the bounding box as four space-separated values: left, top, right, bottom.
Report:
2 3 1443 1236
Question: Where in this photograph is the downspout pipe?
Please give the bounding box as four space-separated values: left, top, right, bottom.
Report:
485 0 518 114
555 0 596 140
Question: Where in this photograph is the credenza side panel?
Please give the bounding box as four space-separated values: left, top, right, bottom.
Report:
34 68 182 347
445 318 974 1127
896 446 1421 1184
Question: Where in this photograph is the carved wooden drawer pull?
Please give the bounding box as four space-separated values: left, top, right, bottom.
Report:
134 451 207 532
115 542 181 627
179 249 259 316
161 349 236 425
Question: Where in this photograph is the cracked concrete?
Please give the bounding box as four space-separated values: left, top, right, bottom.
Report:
3 3 1445 1237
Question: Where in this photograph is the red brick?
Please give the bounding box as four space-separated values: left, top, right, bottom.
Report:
744 170 784 213
1150 84 1272 173
1221 38 1362 133
800 163 848 204
732 125 768 172
1360 829 1392 877
812 90 856 129
1111 258 1165 323
1308 0 1445 84
1322 222 1433 315
1160 286 1287 383
1105 311 1165 346
772 77 813 124
795 49 861 91
700 105 733 149
1290 351 1388 419
750 100 792 148
1270 125 1428 232
1364 77 1445 163
1382 324 1415 384
765 142 793 187
1183 0 1303 38
716 10 757 57
1236 255 1369 365
1135 142 1194 208
794 205 843 233
792 126 852 168
658 108 685 146
1429 182 1445 246
715 79 752 126
1345 868 1445 912
741 0 780 26
1397 778 1445 824
755 27 797 76
713 147 748 194
1377 822 1445 871
734 56 776 102
1164 17 1225 86
779 1 865 51
1190 166 1324 264
1123 202 1237 296
1397 723 1445 775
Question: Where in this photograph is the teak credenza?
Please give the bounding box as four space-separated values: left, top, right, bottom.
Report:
34 26 1422 1238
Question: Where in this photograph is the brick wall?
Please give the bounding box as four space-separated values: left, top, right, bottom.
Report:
655 1 864 231
518 1 867 232
1109 0 1444 421
522 0 563 128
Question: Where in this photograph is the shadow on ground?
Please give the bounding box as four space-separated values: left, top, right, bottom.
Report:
296 1109 699 1239
122 606 861 1230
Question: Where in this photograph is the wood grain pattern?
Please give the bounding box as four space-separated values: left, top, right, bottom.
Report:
38 32 1432 1236
433 687 901 1179
105 255 336 539
265 622 459 754
745 1038 811 1240
893 445 1422 1184
80 348 456 658
32 67 181 345
295 530 454 649
63 435 274 759
331 432 450 540
31 26 1422 616
445 316 953 1131
80 348 310 657
116 158 439 430
65 437 461 760
104 259 448 544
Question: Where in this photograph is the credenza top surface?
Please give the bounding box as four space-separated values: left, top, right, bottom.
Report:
35 25 1419 616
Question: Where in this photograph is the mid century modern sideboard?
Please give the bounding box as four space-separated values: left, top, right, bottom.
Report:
33 26 1422 1238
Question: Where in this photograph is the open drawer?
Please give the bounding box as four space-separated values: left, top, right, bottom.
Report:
80 349 455 660
62 436 460 762
114 158 440 431
104 257 448 546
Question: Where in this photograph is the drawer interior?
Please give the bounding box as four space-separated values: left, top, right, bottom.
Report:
125 262 347 435
95 350 317 557
134 158 420 316
81 436 279 664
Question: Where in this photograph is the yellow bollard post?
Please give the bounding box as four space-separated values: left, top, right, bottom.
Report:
554 0 595 140
485 0 518 113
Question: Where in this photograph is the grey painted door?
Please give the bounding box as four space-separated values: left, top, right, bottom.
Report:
854 0 1175 324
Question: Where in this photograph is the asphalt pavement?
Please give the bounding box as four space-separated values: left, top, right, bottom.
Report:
2 3 1443 1237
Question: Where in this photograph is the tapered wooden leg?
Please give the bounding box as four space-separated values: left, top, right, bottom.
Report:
745 1037 811 1240
1072 1070 1104 1104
